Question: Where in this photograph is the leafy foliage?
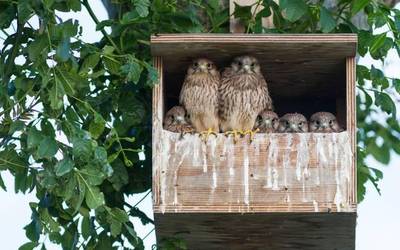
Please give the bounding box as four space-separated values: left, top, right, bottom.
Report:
233 0 400 203
0 0 399 249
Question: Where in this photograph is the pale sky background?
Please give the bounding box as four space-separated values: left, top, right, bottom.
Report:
0 1 399 249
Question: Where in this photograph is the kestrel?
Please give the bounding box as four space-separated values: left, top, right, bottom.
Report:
254 110 279 133
278 113 308 133
163 106 194 134
309 112 343 132
219 55 273 141
179 58 220 140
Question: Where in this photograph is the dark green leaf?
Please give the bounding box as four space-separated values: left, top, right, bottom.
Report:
85 186 104 209
375 92 397 118
351 0 370 16
0 172 6 191
280 0 308 22
56 38 70 62
18 242 38 250
89 113 105 139
319 6 336 33
96 20 114 30
134 0 150 17
121 57 143 84
79 54 100 74
37 137 58 159
393 79 400 93
81 216 92 240
370 33 387 54
55 157 74 177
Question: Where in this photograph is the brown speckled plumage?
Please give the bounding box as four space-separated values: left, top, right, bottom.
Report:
163 106 194 133
179 58 220 132
254 110 279 133
309 112 343 132
219 56 273 132
278 113 308 133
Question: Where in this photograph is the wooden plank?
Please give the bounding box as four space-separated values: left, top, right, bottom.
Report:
346 57 357 203
154 132 356 213
155 212 356 250
152 57 163 206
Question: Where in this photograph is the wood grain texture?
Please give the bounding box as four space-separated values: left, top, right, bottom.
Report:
153 132 355 214
155 212 356 250
346 57 357 203
152 57 163 206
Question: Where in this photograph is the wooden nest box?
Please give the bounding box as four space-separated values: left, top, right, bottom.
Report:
151 34 357 250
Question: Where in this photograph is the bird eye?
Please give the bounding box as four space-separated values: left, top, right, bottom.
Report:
251 63 255 67
329 120 334 125
237 61 242 66
285 121 289 126
193 62 199 67
207 63 212 69
299 122 303 126
272 118 277 122
316 121 320 125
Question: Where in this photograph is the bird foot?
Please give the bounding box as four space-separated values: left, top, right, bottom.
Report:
242 128 260 143
199 128 218 143
179 126 195 139
224 130 243 143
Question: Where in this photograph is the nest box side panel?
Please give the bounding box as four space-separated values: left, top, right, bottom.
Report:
152 56 163 207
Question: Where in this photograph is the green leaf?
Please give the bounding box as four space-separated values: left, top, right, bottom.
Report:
55 157 74 177
319 6 336 33
56 38 70 62
96 20 114 30
121 57 143 84
280 0 308 22
370 33 386 54
79 167 105 186
0 172 6 191
375 92 397 118
103 56 122 75
18 1 32 23
28 36 49 61
351 0 371 16
393 79 400 93
79 54 100 74
67 0 81 11
37 137 58 159
49 79 65 110
18 242 39 250
81 216 92 240
233 3 252 21
89 113 105 139
134 0 150 17
369 141 390 164
72 137 92 161
85 186 104 209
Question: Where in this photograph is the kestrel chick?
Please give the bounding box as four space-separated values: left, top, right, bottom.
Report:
309 112 343 132
179 58 220 138
163 106 194 134
254 110 279 133
219 55 273 140
278 113 308 133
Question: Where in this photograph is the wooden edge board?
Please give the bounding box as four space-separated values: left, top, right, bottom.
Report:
153 204 357 213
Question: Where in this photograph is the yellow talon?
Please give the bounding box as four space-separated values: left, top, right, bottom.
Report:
224 129 243 143
199 128 217 142
242 128 260 143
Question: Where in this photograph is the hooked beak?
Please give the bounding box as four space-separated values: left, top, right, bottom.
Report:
264 120 271 125
243 64 251 72
199 64 208 71
321 122 328 128
290 124 297 130
176 116 185 123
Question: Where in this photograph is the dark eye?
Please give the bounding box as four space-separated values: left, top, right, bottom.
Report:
329 120 334 125
316 120 320 125
257 116 262 122
272 118 277 122
251 63 255 67
237 61 242 66
207 63 212 69
285 121 289 126
299 122 303 126
193 62 199 67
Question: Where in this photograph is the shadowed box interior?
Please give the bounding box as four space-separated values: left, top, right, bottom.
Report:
151 34 357 250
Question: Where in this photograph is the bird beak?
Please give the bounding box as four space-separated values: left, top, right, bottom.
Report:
176 116 185 122
243 64 251 72
199 64 207 71
290 124 297 130
264 120 271 125
321 122 328 128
